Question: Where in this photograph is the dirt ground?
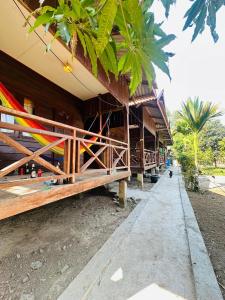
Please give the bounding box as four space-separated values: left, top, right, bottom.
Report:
188 189 225 298
0 180 149 300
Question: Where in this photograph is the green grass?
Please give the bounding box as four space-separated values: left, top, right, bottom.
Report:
201 166 225 176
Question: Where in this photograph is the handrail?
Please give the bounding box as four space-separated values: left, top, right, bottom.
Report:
0 105 129 188
144 149 157 154
0 121 72 139
0 105 127 146
0 105 74 131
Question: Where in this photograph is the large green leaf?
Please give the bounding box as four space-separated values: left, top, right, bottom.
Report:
191 5 207 41
57 22 71 44
99 50 110 79
29 11 54 32
96 0 117 57
118 53 128 72
129 52 142 95
71 0 81 18
84 33 97 76
105 42 118 77
156 34 176 48
142 0 154 13
183 0 205 30
77 28 87 56
124 0 143 36
161 0 176 18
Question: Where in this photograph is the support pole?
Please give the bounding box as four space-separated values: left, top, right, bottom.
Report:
119 179 127 208
123 105 130 170
139 108 144 171
155 132 160 167
137 173 144 188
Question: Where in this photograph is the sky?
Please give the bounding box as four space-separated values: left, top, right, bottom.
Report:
152 2 225 124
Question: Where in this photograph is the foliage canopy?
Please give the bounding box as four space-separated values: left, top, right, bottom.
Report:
27 0 176 95
27 0 225 96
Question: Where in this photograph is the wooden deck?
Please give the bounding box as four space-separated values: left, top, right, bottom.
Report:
0 169 130 220
0 105 130 221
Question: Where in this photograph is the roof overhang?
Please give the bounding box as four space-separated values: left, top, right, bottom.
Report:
144 90 172 145
0 1 111 101
129 83 157 106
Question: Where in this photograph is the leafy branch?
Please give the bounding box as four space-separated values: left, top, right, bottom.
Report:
25 0 175 95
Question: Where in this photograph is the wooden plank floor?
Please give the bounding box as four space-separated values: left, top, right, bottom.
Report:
0 169 131 221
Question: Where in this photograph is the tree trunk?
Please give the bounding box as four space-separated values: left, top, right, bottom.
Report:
193 132 198 171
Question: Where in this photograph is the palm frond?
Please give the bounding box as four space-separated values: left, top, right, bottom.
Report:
179 97 223 134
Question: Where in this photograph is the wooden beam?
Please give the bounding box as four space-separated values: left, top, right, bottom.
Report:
0 174 73 189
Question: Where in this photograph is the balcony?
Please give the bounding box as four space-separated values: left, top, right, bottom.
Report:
130 148 157 172
0 106 130 220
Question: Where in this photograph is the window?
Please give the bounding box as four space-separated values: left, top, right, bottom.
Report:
1 113 14 133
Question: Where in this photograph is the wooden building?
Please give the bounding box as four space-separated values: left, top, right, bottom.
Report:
129 82 172 186
0 1 130 220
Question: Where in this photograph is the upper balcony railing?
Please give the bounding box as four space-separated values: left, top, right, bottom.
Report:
0 106 129 189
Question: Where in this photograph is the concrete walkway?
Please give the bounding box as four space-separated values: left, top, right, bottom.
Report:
59 168 223 300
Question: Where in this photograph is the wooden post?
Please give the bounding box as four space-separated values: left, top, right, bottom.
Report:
123 105 130 170
70 130 76 183
137 173 144 188
63 139 71 183
119 179 127 208
138 106 144 188
139 107 144 171
99 99 102 143
76 140 80 173
108 140 112 175
155 132 160 167
107 122 111 175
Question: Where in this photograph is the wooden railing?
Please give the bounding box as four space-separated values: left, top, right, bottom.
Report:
0 106 129 189
130 148 156 169
144 149 157 167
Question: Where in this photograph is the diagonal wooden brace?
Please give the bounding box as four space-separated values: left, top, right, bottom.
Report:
0 132 66 178
112 149 126 168
80 142 107 172
113 147 126 166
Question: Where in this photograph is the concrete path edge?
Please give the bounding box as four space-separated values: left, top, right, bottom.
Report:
178 175 223 300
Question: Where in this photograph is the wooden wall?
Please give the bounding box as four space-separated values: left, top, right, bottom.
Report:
0 51 84 169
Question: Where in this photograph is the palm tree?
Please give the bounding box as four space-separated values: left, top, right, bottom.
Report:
178 98 223 170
